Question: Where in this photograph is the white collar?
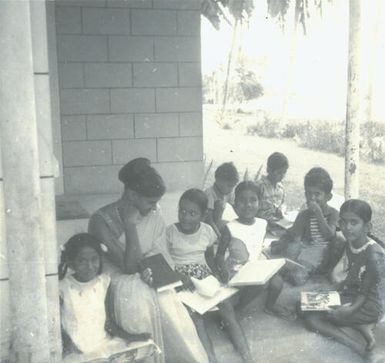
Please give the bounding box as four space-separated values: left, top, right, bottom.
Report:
348 239 375 254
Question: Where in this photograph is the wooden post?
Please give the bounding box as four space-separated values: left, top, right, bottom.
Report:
345 0 361 199
0 1 51 362
30 1 62 361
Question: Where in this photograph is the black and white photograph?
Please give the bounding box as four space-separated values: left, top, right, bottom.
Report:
1 0 385 362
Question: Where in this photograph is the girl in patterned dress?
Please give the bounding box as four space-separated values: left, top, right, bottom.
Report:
167 189 253 363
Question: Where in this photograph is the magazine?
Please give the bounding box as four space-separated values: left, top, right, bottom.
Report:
300 291 341 311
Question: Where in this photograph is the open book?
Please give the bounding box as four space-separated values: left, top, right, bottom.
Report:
301 291 341 311
177 276 238 315
141 254 183 292
228 258 285 287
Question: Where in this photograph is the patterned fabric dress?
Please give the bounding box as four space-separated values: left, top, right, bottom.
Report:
167 222 217 280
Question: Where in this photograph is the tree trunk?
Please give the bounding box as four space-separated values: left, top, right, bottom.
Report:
345 0 361 199
219 19 239 123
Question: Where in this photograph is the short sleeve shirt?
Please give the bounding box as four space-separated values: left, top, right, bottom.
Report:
167 222 217 265
204 185 235 210
255 175 285 220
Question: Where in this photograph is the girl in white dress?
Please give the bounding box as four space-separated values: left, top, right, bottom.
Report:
59 233 154 362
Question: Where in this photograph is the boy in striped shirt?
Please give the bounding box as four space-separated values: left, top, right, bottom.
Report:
273 167 339 285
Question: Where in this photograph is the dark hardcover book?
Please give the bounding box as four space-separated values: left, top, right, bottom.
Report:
141 254 183 292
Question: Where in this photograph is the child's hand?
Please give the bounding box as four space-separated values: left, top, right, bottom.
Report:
181 275 195 291
275 208 284 220
307 201 323 216
218 268 230 284
327 305 352 320
141 268 154 286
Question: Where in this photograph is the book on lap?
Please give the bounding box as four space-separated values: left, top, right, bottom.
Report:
228 258 285 287
300 291 341 311
140 254 183 292
178 276 238 315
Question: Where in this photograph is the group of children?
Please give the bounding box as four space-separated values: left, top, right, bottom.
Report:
58 152 384 363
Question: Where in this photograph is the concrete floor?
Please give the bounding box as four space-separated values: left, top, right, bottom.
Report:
56 192 385 363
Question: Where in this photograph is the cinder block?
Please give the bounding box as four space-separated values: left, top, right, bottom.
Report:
62 115 87 140
87 114 134 139
153 0 200 10
83 8 130 35
155 160 204 190
178 62 201 86
133 63 177 87
109 36 153 62
179 112 202 136
135 113 178 137
63 140 112 166
157 136 203 162
106 0 153 8
156 87 202 112
60 89 110 115
64 165 121 194
57 35 108 62
154 36 200 62
177 10 200 35
58 63 84 88
111 88 155 113
55 0 106 7
131 9 176 35
55 7 81 34
84 63 132 87
112 139 157 164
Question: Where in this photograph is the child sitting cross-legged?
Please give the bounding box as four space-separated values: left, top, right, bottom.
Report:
59 233 153 363
167 189 253 363
255 152 288 224
216 181 294 320
303 200 385 360
272 167 339 286
204 162 240 237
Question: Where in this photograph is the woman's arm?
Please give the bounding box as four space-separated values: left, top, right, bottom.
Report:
88 214 126 271
123 221 142 275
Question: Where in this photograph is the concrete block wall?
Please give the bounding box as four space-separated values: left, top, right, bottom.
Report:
56 0 204 194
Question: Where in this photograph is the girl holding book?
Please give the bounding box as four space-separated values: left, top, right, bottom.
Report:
167 189 253 363
304 199 385 358
88 158 209 363
216 181 293 320
59 233 154 362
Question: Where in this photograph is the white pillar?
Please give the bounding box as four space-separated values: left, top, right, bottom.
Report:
0 1 50 362
345 0 361 199
30 1 62 361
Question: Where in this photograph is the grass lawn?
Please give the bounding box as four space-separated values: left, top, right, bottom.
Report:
203 106 385 241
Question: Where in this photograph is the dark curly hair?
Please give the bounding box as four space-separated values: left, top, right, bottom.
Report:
304 167 333 194
118 158 166 198
59 233 104 280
